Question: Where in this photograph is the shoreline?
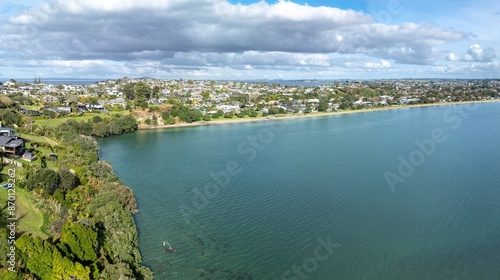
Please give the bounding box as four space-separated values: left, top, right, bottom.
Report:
137 99 500 131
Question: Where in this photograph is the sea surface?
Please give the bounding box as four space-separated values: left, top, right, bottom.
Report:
98 103 500 280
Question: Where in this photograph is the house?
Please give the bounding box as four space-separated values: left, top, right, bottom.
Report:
0 127 25 156
0 127 17 137
19 108 42 116
22 151 37 162
45 107 70 115
215 104 240 113
56 106 72 113
101 98 126 108
42 95 59 103
87 102 104 111
0 136 24 155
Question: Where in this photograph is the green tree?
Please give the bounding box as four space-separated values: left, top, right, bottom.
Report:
318 101 329 112
92 122 110 137
16 235 55 279
268 107 280 114
122 83 136 100
26 168 60 192
152 85 160 99
202 114 211 121
60 221 98 262
0 109 20 125
52 249 91 279
185 110 202 123
164 117 176 125
43 109 56 118
91 115 102 123
135 82 151 101
58 166 77 191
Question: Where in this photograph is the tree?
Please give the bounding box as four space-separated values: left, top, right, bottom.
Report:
135 100 148 110
122 83 136 100
60 221 98 262
202 114 211 121
92 122 110 137
0 109 20 125
152 85 160 99
135 82 151 101
59 166 77 191
43 109 56 119
185 110 202 123
26 168 60 192
91 160 120 183
318 101 329 112
268 107 280 114
52 249 91 279
0 96 13 107
16 235 56 279
164 117 176 125
91 115 102 123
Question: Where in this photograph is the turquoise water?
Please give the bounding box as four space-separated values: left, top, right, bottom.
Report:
98 103 500 280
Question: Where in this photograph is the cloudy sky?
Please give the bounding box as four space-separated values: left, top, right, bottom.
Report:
0 0 499 80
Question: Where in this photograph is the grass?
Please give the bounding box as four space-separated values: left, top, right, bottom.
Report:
0 182 48 239
16 145 57 170
34 111 129 127
14 133 58 170
20 134 59 146
20 105 41 111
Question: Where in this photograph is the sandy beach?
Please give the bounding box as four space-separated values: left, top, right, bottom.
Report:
138 99 500 131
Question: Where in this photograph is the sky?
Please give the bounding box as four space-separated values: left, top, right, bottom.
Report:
0 0 499 80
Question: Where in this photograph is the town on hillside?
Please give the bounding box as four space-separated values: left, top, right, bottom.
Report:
0 78 499 127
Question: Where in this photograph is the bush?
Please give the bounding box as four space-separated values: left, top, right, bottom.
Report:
26 168 60 193
43 110 56 118
91 115 102 123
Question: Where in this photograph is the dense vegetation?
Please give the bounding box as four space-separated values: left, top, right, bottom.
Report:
0 110 151 279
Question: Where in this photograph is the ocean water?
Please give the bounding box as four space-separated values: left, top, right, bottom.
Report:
98 103 500 280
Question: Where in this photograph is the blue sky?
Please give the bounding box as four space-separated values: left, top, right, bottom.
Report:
228 0 368 11
0 0 499 80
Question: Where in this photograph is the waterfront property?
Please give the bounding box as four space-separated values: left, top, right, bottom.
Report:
0 127 24 156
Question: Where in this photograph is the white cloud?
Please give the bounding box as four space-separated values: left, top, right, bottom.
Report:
462 44 496 62
0 0 466 66
447 52 460 61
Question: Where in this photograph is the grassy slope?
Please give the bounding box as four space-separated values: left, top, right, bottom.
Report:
34 111 128 127
0 177 47 239
21 134 59 146
18 134 58 170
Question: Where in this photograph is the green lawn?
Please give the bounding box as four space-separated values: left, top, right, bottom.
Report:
34 111 129 127
20 134 59 146
35 115 94 127
20 105 42 111
0 183 48 239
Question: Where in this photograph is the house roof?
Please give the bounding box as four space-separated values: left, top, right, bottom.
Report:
0 136 23 148
23 151 36 158
0 137 10 146
0 127 15 132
